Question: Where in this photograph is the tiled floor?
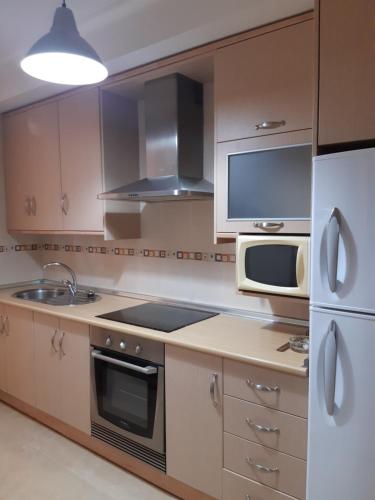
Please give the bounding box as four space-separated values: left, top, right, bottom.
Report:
0 402 175 500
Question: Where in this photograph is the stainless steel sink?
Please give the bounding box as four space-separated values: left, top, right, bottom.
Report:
13 288 101 306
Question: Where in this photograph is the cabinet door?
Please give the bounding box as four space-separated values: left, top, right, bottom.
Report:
318 0 375 145
216 130 312 235
59 319 90 434
27 101 63 230
3 111 34 231
215 19 313 143
4 305 35 406
34 312 61 419
0 304 7 392
166 345 223 499
59 88 104 232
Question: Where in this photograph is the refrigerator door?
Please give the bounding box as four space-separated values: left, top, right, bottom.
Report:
307 307 375 500
311 148 375 313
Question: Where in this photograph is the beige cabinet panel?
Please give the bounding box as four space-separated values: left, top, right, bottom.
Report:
166 345 223 499
59 319 90 434
215 20 313 143
318 0 375 145
4 305 35 406
59 88 104 232
3 111 34 231
224 359 308 418
0 304 7 392
34 312 61 419
26 101 63 230
224 433 306 499
224 396 307 459
223 469 297 500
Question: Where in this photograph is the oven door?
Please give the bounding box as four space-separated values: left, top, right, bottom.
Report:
91 348 164 454
236 235 310 297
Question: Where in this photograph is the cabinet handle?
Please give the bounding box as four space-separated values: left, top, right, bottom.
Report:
245 417 279 433
51 329 59 353
210 373 218 407
31 196 37 216
246 457 279 473
4 314 9 336
61 193 69 215
25 197 32 216
327 207 340 293
255 120 286 131
253 222 284 231
246 378 279 393
0 315 4 335
245 496 252 500
59 331 66 357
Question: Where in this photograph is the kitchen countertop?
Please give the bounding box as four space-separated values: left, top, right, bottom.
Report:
0 285 308 377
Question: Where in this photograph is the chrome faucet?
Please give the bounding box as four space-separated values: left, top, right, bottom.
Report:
42 262 78 297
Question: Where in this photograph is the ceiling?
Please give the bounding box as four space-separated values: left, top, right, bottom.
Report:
0 0 313 112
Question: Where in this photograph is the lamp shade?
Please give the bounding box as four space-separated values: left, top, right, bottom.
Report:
21 4 108 85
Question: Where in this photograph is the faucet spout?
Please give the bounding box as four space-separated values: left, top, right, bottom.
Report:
42 262 78 296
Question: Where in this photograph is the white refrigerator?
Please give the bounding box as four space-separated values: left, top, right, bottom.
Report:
308 147 375 500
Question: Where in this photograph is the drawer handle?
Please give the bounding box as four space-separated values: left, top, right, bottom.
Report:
245 496 251 500
246 457 279 473
245 417 279 433
246 378 280 393
255 120 286 131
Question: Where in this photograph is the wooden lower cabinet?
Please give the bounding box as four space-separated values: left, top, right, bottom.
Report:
34 313 90 434
165 345 223 499
223 469 297 500
0 304 7 392
4 305 35 406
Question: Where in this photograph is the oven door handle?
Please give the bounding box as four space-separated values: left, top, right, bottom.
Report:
91 350 158 375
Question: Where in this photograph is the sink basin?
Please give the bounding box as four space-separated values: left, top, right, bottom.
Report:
13 288 101 306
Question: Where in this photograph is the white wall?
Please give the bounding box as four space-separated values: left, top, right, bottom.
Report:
0 117 42 285
39 200 308 321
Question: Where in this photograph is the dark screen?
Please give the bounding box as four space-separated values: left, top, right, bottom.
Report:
245 245 298 287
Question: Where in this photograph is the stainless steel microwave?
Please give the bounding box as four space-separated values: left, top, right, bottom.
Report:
236 235 310 297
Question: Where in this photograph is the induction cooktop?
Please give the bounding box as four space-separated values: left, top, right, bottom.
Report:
97 302 218 333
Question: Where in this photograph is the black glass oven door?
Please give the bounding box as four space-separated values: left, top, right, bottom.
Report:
245 244 298 288
94 350 159 439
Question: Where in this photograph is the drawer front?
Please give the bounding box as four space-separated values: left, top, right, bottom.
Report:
224 396 307 459
224 360 308 418
223 469 298 500
224 433 306 500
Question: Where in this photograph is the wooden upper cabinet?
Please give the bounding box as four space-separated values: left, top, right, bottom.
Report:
317 0 375 146
166 345 223 499
4 102 62 231
215 19 314 143
59 89 104 232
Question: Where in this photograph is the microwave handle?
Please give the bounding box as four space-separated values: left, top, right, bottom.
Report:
296 245 305 288
91 350 157 375
326 208 340 293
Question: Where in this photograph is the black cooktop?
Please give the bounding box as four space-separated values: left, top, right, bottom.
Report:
97 302 218 333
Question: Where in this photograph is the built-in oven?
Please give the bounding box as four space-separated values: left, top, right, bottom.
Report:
236 234 310 298
90 327 165 471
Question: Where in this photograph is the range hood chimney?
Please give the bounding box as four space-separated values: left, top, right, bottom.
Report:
98 73 213 202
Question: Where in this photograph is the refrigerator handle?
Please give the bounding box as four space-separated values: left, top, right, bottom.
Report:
324 320 338 416
327 207 340 292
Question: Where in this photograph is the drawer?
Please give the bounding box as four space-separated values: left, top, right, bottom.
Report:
223 469 298 500
224 396 307 459
224 433 306 500
224 360 308 418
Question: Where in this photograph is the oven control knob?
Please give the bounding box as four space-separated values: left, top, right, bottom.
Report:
119 340 127 351
105 336 112 347
135 345 143 355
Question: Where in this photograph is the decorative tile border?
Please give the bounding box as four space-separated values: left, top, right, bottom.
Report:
1 241 236 264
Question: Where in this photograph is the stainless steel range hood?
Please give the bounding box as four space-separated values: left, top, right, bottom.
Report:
98 73 213 202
